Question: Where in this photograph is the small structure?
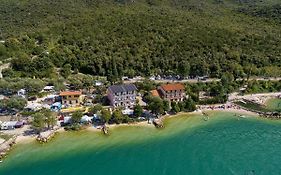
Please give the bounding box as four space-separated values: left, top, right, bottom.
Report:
15 121 24 128
17 89 26 98
122 109 134 116
60 91 82 107
94 81 103 87
43 95 58 105
25 103 43 111
149 76 156 81
63 116 72 124
150 90 160 97
199 91 210 100
121 76 129 81
81 115 93 123
107 84 137 108
84 95 94 106
50 102 62 112
1 121 18 130
42 86 55 92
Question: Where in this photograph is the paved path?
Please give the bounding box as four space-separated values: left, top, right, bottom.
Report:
124 77 281 84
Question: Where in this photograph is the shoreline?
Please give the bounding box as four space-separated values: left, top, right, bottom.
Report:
13 108 259 143
0 108 263 160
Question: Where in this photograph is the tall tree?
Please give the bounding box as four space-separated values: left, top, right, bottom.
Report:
101 109 111 124
61 64 72 78
41 109 57 129
171 101 180 113
148 97 164 115
89 104 103 114
71 111 83 124
32 113 45 134
112 109 124 124
163 100 170 112
133 104 143 117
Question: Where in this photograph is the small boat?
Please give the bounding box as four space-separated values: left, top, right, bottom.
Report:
0 160 2 163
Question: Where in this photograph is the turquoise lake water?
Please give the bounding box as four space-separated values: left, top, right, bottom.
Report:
1 112 281 175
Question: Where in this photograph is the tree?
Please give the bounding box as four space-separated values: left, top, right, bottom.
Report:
209 83 225 96
244 64 258 80
133 104 143 117
163 100 170 112
101 109 111 123
112 109 124 124
32 113 45 134
41 109 57 129
148 97 164 115
171 101 180 113
221 72 234 87
23 78 46 93
89 104 103 114
68 74 93 90
178 101 185 111
71 111 83 124
178 61 190 78
61 64 72 78
6 96 27 110
184 98 196 112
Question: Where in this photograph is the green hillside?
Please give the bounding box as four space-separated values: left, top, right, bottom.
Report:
0 0 280 80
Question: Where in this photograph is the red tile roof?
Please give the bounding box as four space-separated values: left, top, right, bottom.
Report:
161 83 185 91
59 91 82 96
150 90 160 97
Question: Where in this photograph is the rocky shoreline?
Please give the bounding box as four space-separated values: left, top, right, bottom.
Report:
0 135 17 160
36 128 61 143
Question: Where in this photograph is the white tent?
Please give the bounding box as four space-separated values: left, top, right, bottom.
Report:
81 115 93 123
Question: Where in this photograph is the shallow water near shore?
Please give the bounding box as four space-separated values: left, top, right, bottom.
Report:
1 112 281 175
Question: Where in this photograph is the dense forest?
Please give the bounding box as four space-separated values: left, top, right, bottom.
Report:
0 0 281 81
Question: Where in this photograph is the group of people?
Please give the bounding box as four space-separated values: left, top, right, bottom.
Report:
198 103 242 111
